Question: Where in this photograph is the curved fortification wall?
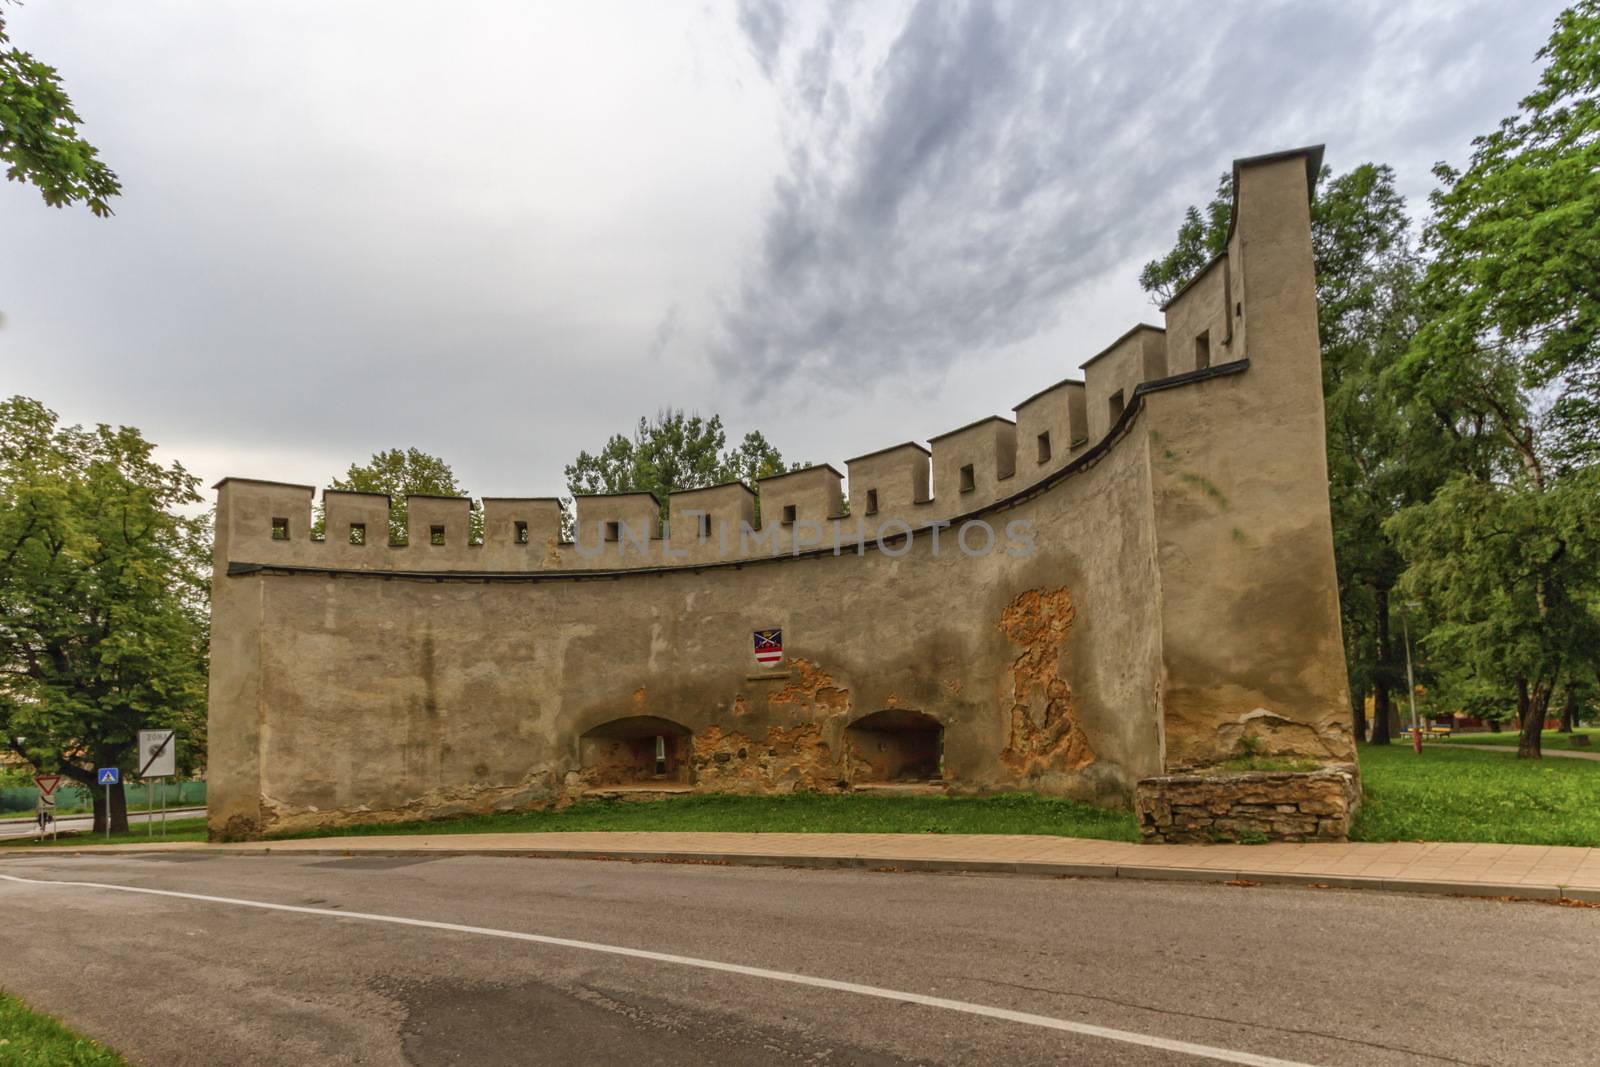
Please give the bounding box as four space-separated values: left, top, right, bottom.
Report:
207 148 1359 843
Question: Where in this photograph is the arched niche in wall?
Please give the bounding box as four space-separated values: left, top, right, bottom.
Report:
578 715 693 787
845 709 944 784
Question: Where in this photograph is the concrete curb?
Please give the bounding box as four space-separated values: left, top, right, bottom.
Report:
9 841 1593 904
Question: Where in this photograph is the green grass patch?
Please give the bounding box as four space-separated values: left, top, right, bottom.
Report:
0 817 208 849
267 791 1143 843
10 745 1597 850
1352 742 1600 846
0 991 127 1066
1435 728 1597 752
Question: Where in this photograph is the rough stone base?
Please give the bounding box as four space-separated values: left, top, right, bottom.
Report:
1135 764 1360 843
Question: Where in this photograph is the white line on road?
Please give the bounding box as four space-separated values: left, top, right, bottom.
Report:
0 872 1322 1067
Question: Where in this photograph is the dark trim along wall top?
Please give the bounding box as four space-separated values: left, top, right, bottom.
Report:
212 477 317 492
1078 323 1166 371
226 360 1250 584
757 462 846 482
669 479 757 497
1014 375 1086 411
1224 144 1324 245
926 414 1016 444
844 440 933 464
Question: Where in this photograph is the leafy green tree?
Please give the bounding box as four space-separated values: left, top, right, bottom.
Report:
1388 473 1600 754
1138 172 1232 304
0 7 120 216
1390 0 1600 758
0 397 209 833
563 410 798 527
1139 163 1437 744
325 448 474 544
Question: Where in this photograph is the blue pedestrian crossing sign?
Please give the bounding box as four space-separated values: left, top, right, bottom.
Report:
97 767 119 786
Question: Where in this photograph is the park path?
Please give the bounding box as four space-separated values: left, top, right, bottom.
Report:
7 829 1599 902
1446 743 1600 761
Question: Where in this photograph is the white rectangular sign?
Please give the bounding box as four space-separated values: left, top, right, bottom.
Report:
138 729 177 778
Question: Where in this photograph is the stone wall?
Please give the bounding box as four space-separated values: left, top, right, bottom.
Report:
206 147 1359 842
1134 765 1362 843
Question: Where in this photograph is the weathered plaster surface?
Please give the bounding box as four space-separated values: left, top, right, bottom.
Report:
207 148 1355 841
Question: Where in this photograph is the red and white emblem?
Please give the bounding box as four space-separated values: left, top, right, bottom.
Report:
753 628 783 667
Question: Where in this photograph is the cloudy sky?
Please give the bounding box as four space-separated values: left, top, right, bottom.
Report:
0 1 1569 502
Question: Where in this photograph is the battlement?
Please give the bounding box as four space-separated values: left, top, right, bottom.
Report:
210 145 1357 844
214 146 1297 576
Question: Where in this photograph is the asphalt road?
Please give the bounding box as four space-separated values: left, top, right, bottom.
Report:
0 852 1594 1066
0 808 206 839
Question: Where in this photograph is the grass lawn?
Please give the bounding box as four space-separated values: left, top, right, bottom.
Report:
6 745 1596 850
0 817 208 849
1436 728 1597 752
1351 742 1600 846
268 791 1144 843
0 991 127 1067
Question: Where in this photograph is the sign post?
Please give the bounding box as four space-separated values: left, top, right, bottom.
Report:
96 767 119 839
33 775 61 843
138 730 176 839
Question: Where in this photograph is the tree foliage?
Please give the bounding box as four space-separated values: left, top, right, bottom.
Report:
563 410 798 525
1141 4 1600 758
0 397 209 832
1388 0 1600 757
1138 172 1232 304
0 8 120 216
326 448 471 544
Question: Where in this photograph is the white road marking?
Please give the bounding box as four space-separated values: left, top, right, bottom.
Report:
0 872 1322 1067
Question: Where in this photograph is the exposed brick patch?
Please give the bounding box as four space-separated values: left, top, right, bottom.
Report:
999 587 1096 777
1135 763 1361 843
691 723 838 792
766 658 849 711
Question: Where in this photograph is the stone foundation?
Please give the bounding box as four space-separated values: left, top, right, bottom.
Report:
1135 764 1360 843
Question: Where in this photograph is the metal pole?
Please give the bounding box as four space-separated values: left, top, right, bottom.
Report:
147 780 153 838
1403 606 1421 754
161 779 166 839
104 783 110 840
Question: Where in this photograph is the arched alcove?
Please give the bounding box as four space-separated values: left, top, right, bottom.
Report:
579 715 693 786
845 709 943 783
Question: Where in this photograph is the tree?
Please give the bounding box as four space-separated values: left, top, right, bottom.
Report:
325 448 473 544
1387 472 1600 754
1139 163 1438 745
1390 0 1600 758
563 410 798 527
0 6 120 216
1138 172 1232 304
0 397 209 833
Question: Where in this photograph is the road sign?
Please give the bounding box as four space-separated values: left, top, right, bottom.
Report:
33 774 62 797
37 794 55 809
138 729 176 778
97 767 120 786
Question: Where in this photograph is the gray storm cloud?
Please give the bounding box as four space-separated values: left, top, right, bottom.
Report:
0 0 1566 497
715 0 1544 393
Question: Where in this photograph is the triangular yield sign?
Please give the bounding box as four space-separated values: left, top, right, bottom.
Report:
34 774 62 797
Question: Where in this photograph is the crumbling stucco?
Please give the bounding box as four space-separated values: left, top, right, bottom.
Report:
765 659 850 712
999 587 1096 778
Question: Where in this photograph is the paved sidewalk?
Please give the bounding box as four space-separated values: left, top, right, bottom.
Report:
8 830 1599 902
